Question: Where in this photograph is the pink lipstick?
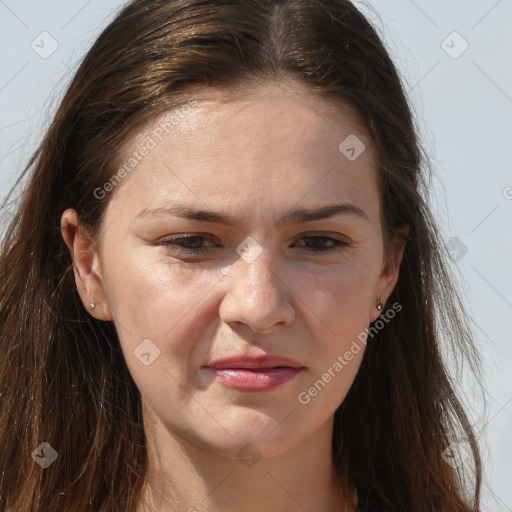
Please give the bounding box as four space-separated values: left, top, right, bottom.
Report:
206 355 303 391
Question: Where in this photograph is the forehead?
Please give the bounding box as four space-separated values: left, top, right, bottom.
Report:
129 78 372 157
104 80 379 227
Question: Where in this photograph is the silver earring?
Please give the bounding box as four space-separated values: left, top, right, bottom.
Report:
376 296 383 311
89 301 96 310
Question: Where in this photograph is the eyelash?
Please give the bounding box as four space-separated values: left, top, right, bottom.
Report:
158 234 349 256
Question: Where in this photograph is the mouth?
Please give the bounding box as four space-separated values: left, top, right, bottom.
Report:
206 367 302 391
205 355 304 391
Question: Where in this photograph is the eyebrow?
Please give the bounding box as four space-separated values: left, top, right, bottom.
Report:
136 202 369 226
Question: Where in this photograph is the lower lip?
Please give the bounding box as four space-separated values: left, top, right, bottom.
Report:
207 367 302 391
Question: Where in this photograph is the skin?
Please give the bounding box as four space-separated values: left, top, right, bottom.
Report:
61 79 407 512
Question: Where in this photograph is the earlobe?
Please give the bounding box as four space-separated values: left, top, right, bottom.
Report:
60 209 113 321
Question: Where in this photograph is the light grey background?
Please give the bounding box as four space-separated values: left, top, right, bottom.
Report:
1 1 511 510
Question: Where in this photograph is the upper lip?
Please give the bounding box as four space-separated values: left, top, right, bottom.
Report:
206 355 303 369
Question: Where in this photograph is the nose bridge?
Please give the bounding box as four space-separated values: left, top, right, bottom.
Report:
241 247 279 299
219 241 295 332
232 242 281 304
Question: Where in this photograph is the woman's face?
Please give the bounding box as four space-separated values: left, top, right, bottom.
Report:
71 80 403 460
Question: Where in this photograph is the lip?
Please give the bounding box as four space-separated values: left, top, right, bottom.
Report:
207 367 302 391
205 355 304 391
207 354 303 369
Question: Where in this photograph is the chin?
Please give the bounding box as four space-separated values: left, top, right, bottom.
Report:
190 414 309 461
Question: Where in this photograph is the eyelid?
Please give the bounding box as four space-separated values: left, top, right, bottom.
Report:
291 234 350 249
156 232 351 257
157 233 218 249
156 232 350 244
157 233 218 244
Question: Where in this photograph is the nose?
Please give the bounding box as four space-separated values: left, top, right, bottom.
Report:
218 247 296 334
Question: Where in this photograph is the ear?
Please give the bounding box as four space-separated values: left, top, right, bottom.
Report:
60 208 113 321
369 225 409 323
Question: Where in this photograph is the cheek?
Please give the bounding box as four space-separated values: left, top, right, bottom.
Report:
102 249 218 348
301 349 365 411
102 254 220 400
105 247 201 314
296 257 378 336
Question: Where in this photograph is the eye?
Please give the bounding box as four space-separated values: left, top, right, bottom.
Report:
158 234 217 255
292 234 349 253
157 233 350 257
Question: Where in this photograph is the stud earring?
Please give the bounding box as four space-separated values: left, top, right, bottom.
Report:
89 301 96 310
376 296 383 311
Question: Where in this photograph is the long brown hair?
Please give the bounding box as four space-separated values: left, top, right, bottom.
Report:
0 0 484 510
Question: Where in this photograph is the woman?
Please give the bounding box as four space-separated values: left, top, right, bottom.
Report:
0 0 484 510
